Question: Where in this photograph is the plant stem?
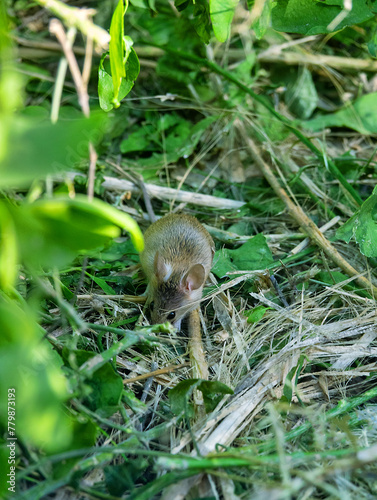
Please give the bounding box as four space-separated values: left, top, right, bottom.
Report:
35 0 110 50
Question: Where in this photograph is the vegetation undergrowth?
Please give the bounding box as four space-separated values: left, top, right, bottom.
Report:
1 1 377 499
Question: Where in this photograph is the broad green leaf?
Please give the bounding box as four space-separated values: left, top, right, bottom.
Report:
8 195 143 271
120 126 153 153
246 305 271 324
302 93 377 135
285 67 318 119
212 233 274 278
336 190 377 258
256 100 290 142
210 0 239 42
105 459 150 496
193 0 211 44
0 111 106 188
271 0 375 35
252 0 275 39
62 349 123 415
98 47 140 111
86 272 117 295
169 379 233 416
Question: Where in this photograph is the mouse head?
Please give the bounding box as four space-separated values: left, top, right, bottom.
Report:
148 252 206 328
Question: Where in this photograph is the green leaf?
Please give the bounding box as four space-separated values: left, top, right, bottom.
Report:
63 349 123 414
210 0 239 42
252 0 275 39
8 195 143 271
246 305 271 324
212 233 274 278
302 93 377 135
169 379 233 416
367 24 377 57
0 203 18 291
86 272 117 295
98 48 140 112
271 0 375 35
0 296 73 452
336 190 377 258
314 271 372 298
105 460 150 495
285 67 318 119
0 111 106 188
193 0 211 44
281 354 306 403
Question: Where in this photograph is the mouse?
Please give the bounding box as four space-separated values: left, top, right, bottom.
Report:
140 213 215 329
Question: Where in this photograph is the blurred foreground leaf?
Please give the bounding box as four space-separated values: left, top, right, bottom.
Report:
0 195 143 287
0 111 106 188
0 296 72 452
210 0 239 42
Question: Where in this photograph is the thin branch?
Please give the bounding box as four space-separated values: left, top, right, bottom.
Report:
49 19 89 117
123 363 189 384
35 0 109 50
100 175 245 209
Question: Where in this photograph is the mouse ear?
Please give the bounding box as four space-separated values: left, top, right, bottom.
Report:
154 251 171 281
182 263 205 292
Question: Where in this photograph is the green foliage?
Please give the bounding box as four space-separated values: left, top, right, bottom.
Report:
246 305 271 323
104 460 151 495
0 195 143 288
169 379 233 416
5 0 377 498
63 349 124 414
98 0 140 110
251 0 275 39
303 92 377 135
0 111 106 188
212 234 274 278
280 355 306 404
271 0 376 35
0 295 73 452
336 187 377 258
285 67 318 119
120 112 217 171
210 0 239 42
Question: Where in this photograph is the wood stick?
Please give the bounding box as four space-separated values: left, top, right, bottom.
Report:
257 50 377 72
35 0 109 50
15 36 377 73
122 363 189 384
102 175 245 210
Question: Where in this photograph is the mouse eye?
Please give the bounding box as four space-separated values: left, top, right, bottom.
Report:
149 301 155 310
167 311 176 320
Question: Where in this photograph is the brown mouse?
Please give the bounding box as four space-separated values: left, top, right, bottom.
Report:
140 213 214 329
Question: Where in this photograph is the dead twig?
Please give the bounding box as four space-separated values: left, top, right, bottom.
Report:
238 127 377 298
36 0 109 50
123 363 189 384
